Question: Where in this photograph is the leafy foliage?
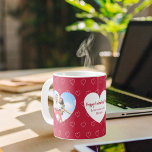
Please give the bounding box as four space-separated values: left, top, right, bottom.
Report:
65 0 152 56
65 0 95 13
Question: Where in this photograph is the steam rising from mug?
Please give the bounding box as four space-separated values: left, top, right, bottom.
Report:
76 34 95 67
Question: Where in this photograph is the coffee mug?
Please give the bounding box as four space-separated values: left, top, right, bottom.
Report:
41 71 106 139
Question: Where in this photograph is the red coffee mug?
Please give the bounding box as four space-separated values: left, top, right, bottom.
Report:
41 71 106 139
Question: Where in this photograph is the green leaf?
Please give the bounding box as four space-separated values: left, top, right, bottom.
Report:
65 0 95 13
66 19 101 32
66 19 112 37
100 2 126 18
115 0 122 2
134 0 152 15
102 20 127 33
76 12 94 18
123 0 139 5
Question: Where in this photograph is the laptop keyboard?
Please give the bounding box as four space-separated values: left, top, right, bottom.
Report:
107 89 152 109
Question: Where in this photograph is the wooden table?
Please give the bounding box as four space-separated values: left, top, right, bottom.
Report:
0 68 152 152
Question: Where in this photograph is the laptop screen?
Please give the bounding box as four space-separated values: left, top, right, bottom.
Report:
112 21 152 99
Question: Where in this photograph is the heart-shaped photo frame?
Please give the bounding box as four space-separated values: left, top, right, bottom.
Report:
84 90 106 123
53 91 76 123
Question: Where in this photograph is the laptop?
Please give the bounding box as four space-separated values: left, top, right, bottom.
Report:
106 21 152 119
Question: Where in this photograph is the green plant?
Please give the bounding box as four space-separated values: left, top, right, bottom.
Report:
65 0 152 56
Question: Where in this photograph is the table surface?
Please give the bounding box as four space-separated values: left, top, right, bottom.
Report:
0 68 152 152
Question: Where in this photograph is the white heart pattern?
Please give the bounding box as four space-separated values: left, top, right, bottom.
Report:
81 79 86 86
75 132 80 138
91 78 96 85
65 131 70 137
84 90 106 123
75 90 80 96
80 121 86 128
70 79 75 85
70 121 75 127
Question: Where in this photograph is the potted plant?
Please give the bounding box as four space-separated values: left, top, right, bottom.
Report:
65 0 152 76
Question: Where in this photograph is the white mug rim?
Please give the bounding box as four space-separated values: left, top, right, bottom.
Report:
53 71 106 78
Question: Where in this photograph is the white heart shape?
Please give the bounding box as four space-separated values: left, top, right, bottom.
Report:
84 90 106 123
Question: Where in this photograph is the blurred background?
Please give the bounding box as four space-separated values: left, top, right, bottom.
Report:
0 0 152 70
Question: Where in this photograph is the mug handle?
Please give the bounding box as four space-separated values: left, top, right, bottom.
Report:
41 78 53 125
